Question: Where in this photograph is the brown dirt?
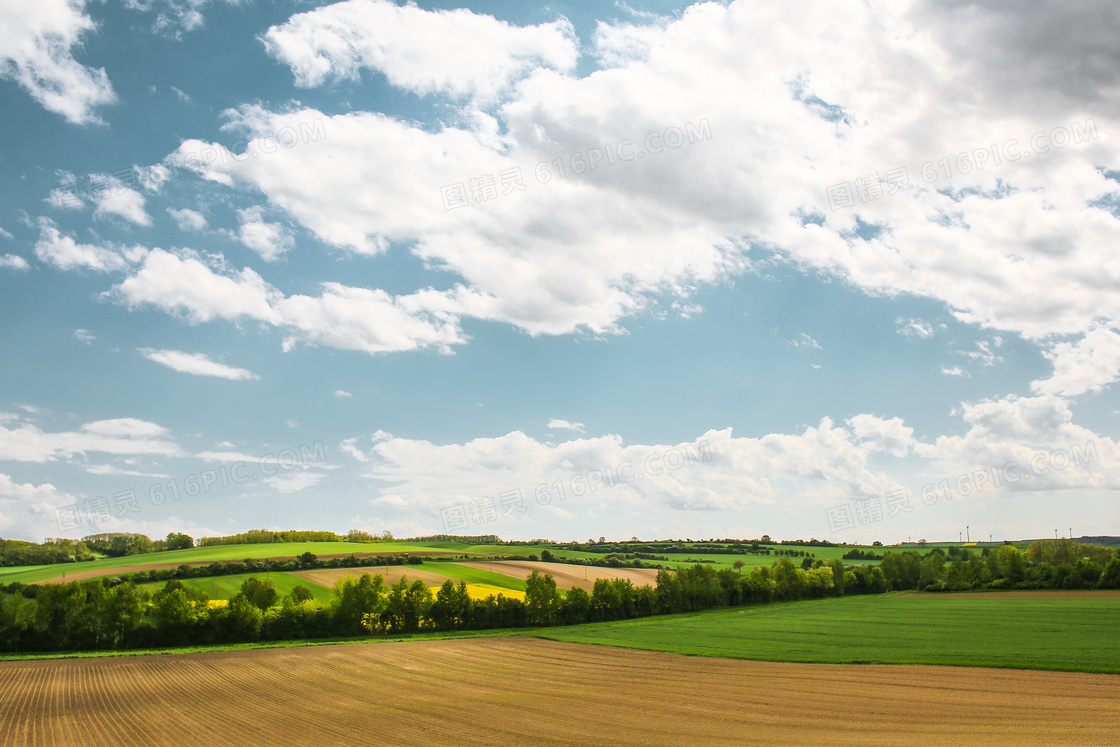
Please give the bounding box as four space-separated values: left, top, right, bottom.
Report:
461 560 661 592
1 637 1117 746
903 591 1120 599
292 565 464 589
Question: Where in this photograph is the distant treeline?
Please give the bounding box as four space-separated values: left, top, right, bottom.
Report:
1 540 1117 653
843 548 884 561
0 533 195 567
0 538 94 567
880 540 1119 591
556 540 827 556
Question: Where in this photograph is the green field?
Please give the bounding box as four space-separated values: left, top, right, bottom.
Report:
0 542 496 585
539 593 1120 674
419 562 529 592
1 540 898 586
137 572 335 605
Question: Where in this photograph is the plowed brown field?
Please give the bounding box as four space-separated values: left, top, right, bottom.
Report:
2 637 1116 746
461 560 660 591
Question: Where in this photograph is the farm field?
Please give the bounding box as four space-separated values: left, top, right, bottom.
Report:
136 572 334 605
462 560 661 591
291 561 530 593
0 542 497 585
1 637 1116 746
541 592 1120 673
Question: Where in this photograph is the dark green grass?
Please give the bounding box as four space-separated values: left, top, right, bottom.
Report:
136 572 334 605
538 593 1120 673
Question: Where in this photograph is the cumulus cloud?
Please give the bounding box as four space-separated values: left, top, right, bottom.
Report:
333 390 352 398
848 414 914 457
110 247 485 354
180 1 1120 355
356 422 902 515
262 0 578 101
0 417 182 462
0 254 29 270
547 419 585 433
236 206 292 261
913 394 1120 492
263 470 323 494
1032 324 1120 397
0 0 116 124
167 207 207 232
139 348 260 380
34 218 128 272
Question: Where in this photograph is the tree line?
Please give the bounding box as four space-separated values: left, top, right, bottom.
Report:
1 540 1115 654
0 556 890 652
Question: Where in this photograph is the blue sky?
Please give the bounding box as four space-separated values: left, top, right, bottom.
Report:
1 0 1118 545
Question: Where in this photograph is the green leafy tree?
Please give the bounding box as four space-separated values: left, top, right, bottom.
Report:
733 559 745 575
560 586 590 624
286 585 315 604
221 593 263 642
102 582 144 647
331 573 387 634
165 533 194 550
430 580 471 631
524 571 561 626
240 577 279 610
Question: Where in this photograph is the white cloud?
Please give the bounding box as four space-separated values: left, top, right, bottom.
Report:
339 436 366 462
73 328 95 344
167 207 208 231
122 0 238 37
847 414 914 457
262 0 578 101
112 248 474 354
34 219 128 272
942 365 966 377
237 206 292 261
93 179 151 225
0 0 116 124
0 226 13 239
547 419 585 433
85 464 170 478
333 389 352 398
1032 324 1120 397
112 248 280 324
913 395 1120 492
140 348 260 381
0 417 182 462
264 470 323 494
150 0 1120 369
0 254 29 270
357 422 902 514
896 317 936 339
788 332 821 349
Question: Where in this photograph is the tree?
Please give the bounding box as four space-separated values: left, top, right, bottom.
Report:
524 571 561 626
102 582 143 647
165 533 194 550
383 577 432 633
332 573 386 634
240 577 279 610
560 587 590 624
733 559 745 575
430 580 471 630
286 585 315 604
